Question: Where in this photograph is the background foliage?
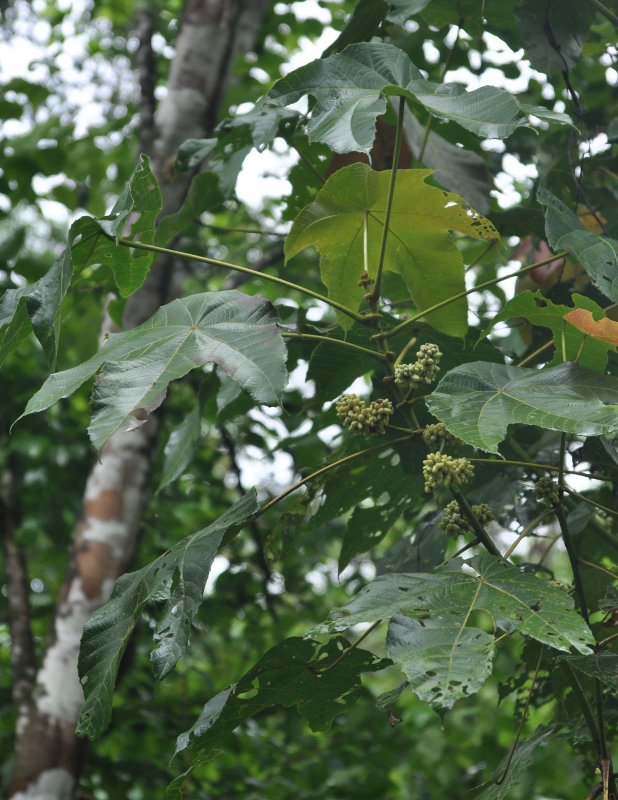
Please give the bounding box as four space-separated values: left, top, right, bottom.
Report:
1 1 618 798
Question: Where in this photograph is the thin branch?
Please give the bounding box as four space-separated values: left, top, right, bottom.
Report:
218 425 278 621
591 0 618 27
503 508 554 560
281 331 389 362
561 661 602 760
495 647 544 785
312 619 384 675
451 489 502 558
366 95 406 308
388 251 569 339
259 435 413 515
113 235 368 324
564 487 618 518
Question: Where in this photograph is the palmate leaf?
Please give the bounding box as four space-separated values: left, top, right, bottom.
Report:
314 554 594 711
172 637 390 765
76 491 260 740
285 165 498 334
17 291 288 449
427 361 618 454
267 43 569 153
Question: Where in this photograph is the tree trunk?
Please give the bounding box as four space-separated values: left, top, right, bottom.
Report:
8 2 272 797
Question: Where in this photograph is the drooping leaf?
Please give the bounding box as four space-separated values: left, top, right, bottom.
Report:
155 171 222 247
466 725 558 799
317 555 594 649
156 399 203 494
479 290 613 371
0 247 72 368
285 165 498 333
402 105 493 214
173 636 390 763
539 187 618 303
267 43 569 153
70 153 161 297
427 361 618 453
515 0 593 75
17 291 288 449
564 308 618 347
386 613 494 710
76 491 260 740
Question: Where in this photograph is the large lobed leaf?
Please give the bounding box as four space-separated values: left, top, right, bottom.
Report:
285 165 498 334
76 491 260 740
427 361 618 453
314 554 594 711
17 291 288 449
267 43 570 153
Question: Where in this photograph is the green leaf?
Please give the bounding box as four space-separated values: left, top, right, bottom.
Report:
76 491 260 739
17 291 288 449
70 154 161 297
0 247 72 368
285 165 498 334
479 290 613 372
322 0 388 57
427 361 618 453
402 105 493 214
317 555 594 651
267 43 568 153
387 613 494 710
155 171 222 247
386 0 432 25
173 637 390 762
314 555 593 710
515 0 593 75
466 725 558 799
561 653 618 691
156 399 202 494
539 187 618 303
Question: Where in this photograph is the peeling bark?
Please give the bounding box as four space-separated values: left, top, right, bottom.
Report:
9 1 272 797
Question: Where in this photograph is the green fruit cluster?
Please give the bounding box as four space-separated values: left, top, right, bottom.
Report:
394 343 443 387
422 452 474 492
335 394 393 434
535 475 560 505
422 421 463 451
439 499 494 537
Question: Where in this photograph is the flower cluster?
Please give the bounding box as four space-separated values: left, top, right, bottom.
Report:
422 421 463 451
335 394 393 435
535 475 560 505
439 500 494 537
394 343 443 387
422 452 474 492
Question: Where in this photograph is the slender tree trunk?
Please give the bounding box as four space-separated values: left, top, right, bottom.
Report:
8 2 272 797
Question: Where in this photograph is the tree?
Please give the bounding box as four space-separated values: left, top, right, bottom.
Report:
1 1 618 798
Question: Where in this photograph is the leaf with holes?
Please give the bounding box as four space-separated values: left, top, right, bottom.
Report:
330 555 594 651
16 291 288 449
285 165 498 333
386 613 494 710
427 361 618 453
76 491 260 740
